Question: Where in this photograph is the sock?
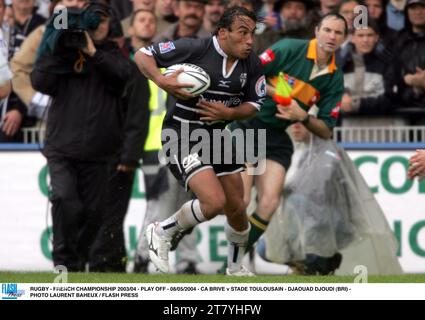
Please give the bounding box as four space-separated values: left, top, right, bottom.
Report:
225 221 250 273
246 212 269 253
158 199 207 238
218 212 269 273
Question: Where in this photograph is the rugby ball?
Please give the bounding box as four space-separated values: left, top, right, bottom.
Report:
163 63 210 96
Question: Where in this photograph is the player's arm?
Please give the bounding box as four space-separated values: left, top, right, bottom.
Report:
134 50 164 85
301 114 332 139
134 50 194 100
197 56 265 121
277 72 343 139
275 100 332 139
134 38 204 100
197 100 257 121
227 103 258 120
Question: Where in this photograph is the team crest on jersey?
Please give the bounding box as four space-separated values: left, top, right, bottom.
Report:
255 76 266 97
240 73 247 88
159 41 175 54
259 49 275 65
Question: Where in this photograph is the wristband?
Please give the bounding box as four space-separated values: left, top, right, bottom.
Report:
301 114 310 126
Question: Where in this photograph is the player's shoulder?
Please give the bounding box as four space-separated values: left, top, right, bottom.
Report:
169 36 211 51
190 36 214 55
182 36 212 45
272 38 309 51
332 67 345 85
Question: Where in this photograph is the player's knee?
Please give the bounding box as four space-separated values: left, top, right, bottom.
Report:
224 197 246 219
243 195 251 208
258 194 281 215
200 193 226 216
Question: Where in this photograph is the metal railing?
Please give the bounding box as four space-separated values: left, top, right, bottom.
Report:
334 126 425 143
20 125 425 145
22 127 46 144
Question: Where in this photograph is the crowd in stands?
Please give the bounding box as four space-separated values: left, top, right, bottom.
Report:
0 0 423 273
0 0 424 143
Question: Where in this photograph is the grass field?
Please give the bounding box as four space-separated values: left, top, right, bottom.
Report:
1 272 425 283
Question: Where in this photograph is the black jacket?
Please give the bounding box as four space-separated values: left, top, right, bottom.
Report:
31 41 132 161
119 40 150 166
337 43 395 116
390 28 425 111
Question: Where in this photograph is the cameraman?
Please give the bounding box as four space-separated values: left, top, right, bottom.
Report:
31 1 132 271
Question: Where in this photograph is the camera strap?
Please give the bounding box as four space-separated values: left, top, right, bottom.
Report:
74 50 86 73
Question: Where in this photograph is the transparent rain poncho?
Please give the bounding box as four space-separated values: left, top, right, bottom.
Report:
263 136 401 274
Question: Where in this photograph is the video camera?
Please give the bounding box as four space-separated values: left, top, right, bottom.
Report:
55 7 101 50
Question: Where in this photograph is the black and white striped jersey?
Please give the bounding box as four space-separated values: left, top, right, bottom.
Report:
140 36 266 129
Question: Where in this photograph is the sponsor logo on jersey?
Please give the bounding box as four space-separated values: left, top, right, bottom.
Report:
200 94 242 107
259 49 275 65
182 153 202 172
331 103 341 119
146 45 157 54
218 80 231 88
255 75 266 97
159 41 176 54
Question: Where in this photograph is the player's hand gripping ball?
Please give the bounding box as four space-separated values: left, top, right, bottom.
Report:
163 63 211 96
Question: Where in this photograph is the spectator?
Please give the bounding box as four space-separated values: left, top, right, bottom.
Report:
4 1 14 27
365 0 396 45
0 0 46 142
31 1 132 271
258 122 400 275
9 0 46 59
386 0 406 30
317 0 342 15
91 8 161 273
121 0 155 37
155 0 178 35
389 0 425 124
10 0 88 121
36 0 52 18
227 0 256 11
0 17 12 101
337 0 362 37
254 0 315 54
0 0 12 102
260 122 343 275
338 19 405 133
110 0 132 20
203 0 226 34
154 0 209 42
256 0 279 32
